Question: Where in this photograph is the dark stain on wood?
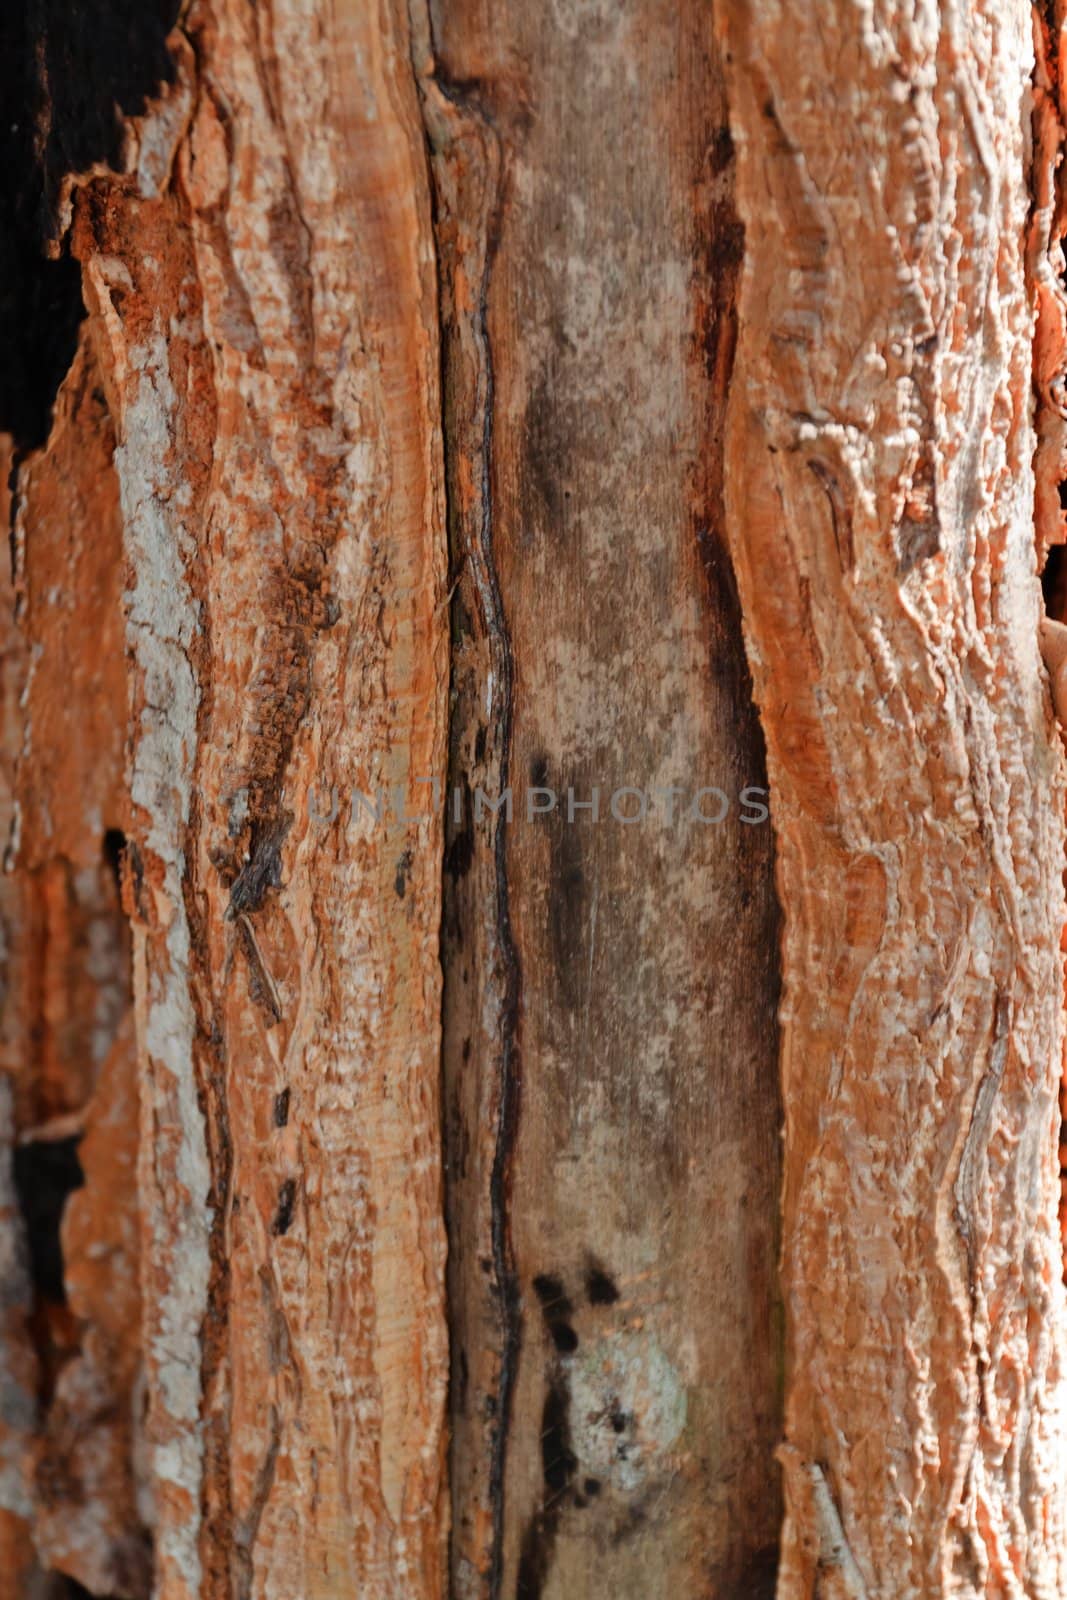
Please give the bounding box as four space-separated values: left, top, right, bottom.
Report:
515 1378 577 1600
271 1179 296 1238
585 1264 620 1306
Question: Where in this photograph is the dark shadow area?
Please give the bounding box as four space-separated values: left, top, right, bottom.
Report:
12 1135 84 1303
0 0 181 448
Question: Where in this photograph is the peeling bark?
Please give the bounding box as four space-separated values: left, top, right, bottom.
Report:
720 0 1067 1592
59 4 452 1594
3 2 1065 1596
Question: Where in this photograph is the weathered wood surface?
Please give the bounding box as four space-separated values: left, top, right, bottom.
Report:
721 0 1067 1592
68 2 450 1595
0 348 140 1598
7 2 1067 1597
0 4 786 1594
418 1 782 1594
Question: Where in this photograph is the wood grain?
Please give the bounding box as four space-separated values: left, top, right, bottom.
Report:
417 2 784 1594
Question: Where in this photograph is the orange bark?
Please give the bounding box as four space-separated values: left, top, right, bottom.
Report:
721 0 1067 1591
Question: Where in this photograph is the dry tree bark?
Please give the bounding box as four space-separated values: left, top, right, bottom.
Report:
2 1 1067 1598
0 354 138 1598
4 1 451 1596
1 0 784 1594
721 0 1067 1593
74 5 451 1595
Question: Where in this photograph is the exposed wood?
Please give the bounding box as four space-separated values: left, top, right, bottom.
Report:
417 2 783 1594
719 0 1067 1591
5 3 1066 1596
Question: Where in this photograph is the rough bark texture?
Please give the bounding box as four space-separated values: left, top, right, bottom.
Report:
0 349 140 1598
5 1 1067 1598
720 0 1067 1593
77 5 451 1594
0 2 451 1596
1 3 785 1593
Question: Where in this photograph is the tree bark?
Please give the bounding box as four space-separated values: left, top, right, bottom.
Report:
3 4 452 1596
81 7 451 1595
0 2 1066 1599
721 0 1067 1591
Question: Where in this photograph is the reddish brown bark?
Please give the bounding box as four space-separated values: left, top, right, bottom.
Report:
721 0 1067 1591
3 3 1067 1598
0 339 138 1595
70 5 451 1594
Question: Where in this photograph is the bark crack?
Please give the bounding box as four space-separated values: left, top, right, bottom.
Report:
410 9 522 1592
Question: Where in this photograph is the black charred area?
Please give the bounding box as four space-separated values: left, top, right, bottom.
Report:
272 1178 297 1237
0 0 180 449
585 1264 619 1305
1043 541 1067 623
532 1271 579 1354
13 1135 84 1303
532 1272 572 1317
515 1380 577 1600
102 825 128 895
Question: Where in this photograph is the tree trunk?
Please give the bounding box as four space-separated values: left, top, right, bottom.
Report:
722 0 1067 1590
417 3 782 1594
0 2 1065 1599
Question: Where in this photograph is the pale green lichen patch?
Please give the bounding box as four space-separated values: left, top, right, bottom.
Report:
568 1327 687 1495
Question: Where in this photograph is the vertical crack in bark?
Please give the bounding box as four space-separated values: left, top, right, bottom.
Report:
411 12 522 1589
1031 2 1067 1288
471 135 522 1600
